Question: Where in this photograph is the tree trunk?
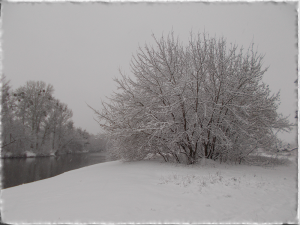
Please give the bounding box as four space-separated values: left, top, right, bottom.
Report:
173 153 181 163
159 153 168 162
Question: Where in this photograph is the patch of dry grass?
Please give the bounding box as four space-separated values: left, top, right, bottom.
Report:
158 170 270 193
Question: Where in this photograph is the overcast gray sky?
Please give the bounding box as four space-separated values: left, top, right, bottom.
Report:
2 2 298 144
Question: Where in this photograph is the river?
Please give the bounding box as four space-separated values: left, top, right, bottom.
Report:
1 152 110 189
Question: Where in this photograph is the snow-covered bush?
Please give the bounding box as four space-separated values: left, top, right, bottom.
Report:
90 31 292 164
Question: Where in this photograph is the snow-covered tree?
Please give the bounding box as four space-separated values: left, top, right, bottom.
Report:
12 81 55 152
91 31 292 164
1 75 29 155
1 79 85 157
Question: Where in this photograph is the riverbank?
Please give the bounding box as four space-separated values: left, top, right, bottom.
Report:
1 151 109 189
1 150 107 159
2 157 297 224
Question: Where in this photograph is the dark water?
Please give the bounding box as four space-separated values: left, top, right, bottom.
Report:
1 152 109 189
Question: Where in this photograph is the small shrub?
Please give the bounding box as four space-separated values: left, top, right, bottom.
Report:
244 155 291 167
200 180 207 187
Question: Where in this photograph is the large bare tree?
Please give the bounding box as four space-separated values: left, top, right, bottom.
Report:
91 31 292 164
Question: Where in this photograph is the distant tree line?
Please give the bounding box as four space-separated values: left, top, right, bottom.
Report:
90 31 292 164
1 77 106 158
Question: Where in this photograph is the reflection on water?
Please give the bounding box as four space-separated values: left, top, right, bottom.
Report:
2 152 108 189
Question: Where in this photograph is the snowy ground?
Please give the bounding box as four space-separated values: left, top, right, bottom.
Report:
1 156 298 224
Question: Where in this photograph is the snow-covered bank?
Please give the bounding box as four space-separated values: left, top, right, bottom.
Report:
1 158 298 224
1 151 107 159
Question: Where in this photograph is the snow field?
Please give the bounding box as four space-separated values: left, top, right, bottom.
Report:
1 158 298 224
